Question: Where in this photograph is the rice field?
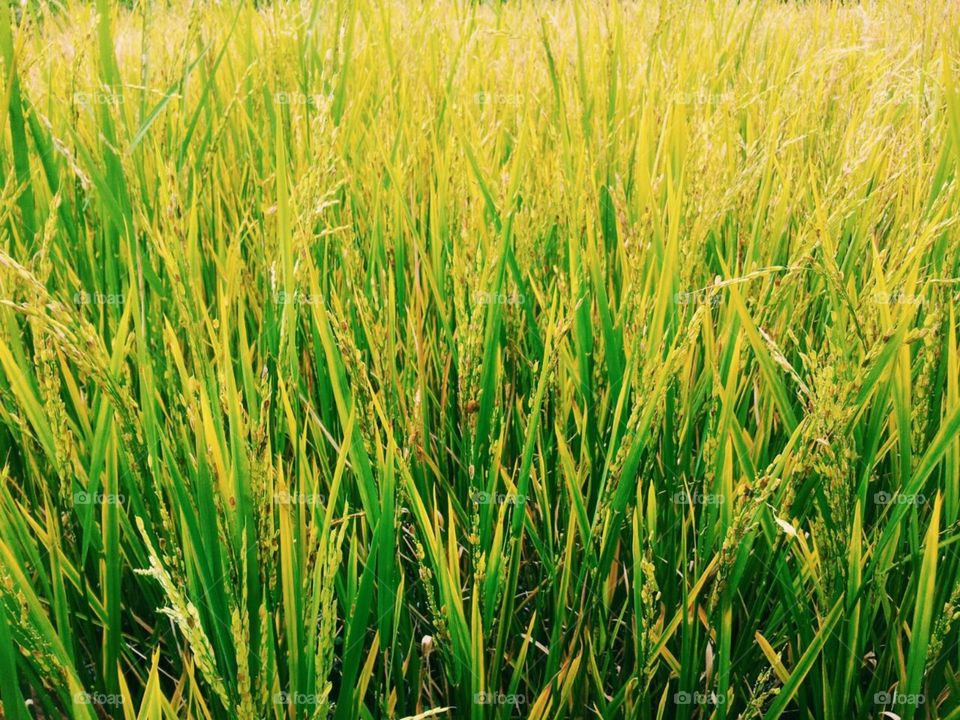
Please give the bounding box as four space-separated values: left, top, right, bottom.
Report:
1 0 960 717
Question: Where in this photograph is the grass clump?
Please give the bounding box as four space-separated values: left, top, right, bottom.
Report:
1 0 960 718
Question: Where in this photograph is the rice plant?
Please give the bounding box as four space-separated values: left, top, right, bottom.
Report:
1 0 960 717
